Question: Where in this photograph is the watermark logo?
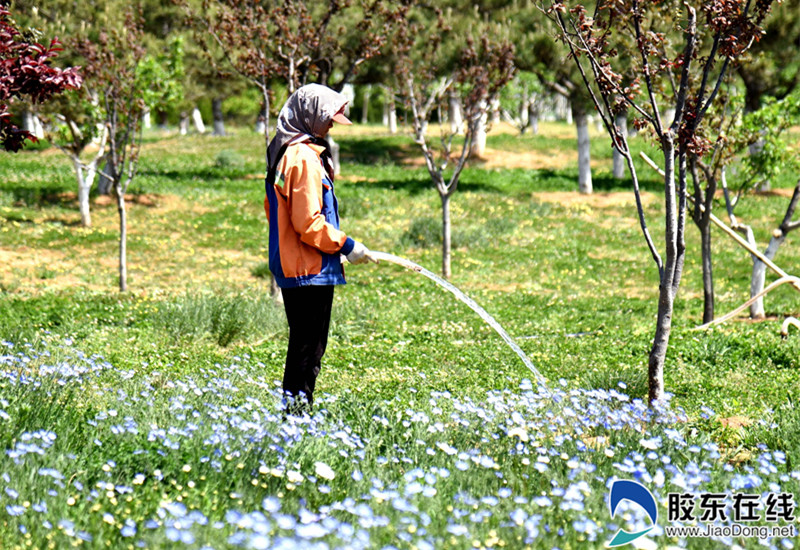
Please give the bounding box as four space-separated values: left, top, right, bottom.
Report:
606 480 797 546
607 480 658 547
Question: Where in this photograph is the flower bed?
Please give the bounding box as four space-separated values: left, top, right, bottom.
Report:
0 341 796 549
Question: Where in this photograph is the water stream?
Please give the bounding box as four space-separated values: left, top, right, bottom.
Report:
370 252 548 388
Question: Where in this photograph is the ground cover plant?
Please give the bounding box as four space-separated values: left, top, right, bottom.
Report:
0 123 799 548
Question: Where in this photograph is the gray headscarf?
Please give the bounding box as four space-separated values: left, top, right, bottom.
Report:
267 84 349 174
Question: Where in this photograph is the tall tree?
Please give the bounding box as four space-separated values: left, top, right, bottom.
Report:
0 0 81 151
549 0 778 403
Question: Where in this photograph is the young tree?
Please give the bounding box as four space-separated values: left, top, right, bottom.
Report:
72 9 171 292
718 90 800 318
549 0 777 403
0 1 81 151
398 10 515 279
500 71 544 135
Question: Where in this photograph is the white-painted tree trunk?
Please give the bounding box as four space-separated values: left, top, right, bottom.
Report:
750 233 784 318
192 107 206 134
470 101 487 158
573 103 593 194
386 88 397 134
116 186 128 292
255 102 267 134
143 108 151 129
73 158 100 227
449 90 463 134
613 111 628 179
490 98 501 125
179 112 190 135
528 97 539 135
361 85 371 124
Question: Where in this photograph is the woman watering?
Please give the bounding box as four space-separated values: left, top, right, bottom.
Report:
264 84 378 414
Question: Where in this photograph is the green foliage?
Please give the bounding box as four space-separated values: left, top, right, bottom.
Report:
739 90 800 187
137 35 185 111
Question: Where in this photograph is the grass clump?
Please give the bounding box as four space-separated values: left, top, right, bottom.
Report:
154 292 284 347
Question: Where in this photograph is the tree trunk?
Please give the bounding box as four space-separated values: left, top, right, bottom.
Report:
647 141 685 404
612 110 628 179
750 138 771 192
700 221 714 324
116 186 128 292
361 85 371 124
470 101 487 158
648 282 675 403
329 135 340 176
528 98 539 135
572 101 593 194
255 102 267 134
143 108 151 130
750 235 785 319
179 112 190 135
192 107 206 134
384 87 397 134
490 98 501 125
156 110 169 129
73 158 95 227
98 152 115 195
449 90 463 134
212 98 226 136
441 192 451 280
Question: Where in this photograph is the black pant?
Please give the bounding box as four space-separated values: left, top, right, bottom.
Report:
281 285 334 408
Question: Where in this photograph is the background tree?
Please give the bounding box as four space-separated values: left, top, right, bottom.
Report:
549 0 778 403
735 0 800 191
397 7 515 279
0 0 81 152
500 71 544 135
507 1 595 193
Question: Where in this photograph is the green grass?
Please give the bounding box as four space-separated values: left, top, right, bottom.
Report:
0 123 798 548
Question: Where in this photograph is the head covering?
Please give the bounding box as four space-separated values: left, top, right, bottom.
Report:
267 84 351 174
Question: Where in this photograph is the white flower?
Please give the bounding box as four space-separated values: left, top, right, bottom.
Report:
508 427 529 442
314 462 335 481
287 471 304 483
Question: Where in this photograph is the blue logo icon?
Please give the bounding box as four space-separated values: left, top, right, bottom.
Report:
607 480 658 547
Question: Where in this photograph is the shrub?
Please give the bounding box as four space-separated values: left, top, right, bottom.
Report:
213 150 245 171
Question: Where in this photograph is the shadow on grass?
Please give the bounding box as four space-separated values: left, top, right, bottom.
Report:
338 137 416 165
2 186 74 208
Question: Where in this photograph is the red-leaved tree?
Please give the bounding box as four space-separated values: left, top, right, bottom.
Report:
0 1 81 151
548 0 777 403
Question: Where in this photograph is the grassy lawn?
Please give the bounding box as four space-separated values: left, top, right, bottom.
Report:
0 122 798 548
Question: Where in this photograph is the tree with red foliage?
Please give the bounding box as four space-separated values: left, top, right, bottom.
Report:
0 1 81 151
547 0 778 403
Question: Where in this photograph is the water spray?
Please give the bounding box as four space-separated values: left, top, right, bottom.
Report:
369 252 548 388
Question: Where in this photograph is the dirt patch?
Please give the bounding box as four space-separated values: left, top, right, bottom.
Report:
399 146 613 172
719 416 752 429
531 190 656 209
93 193 165 208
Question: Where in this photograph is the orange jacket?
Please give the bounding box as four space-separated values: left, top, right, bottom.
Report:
264 140 355 287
